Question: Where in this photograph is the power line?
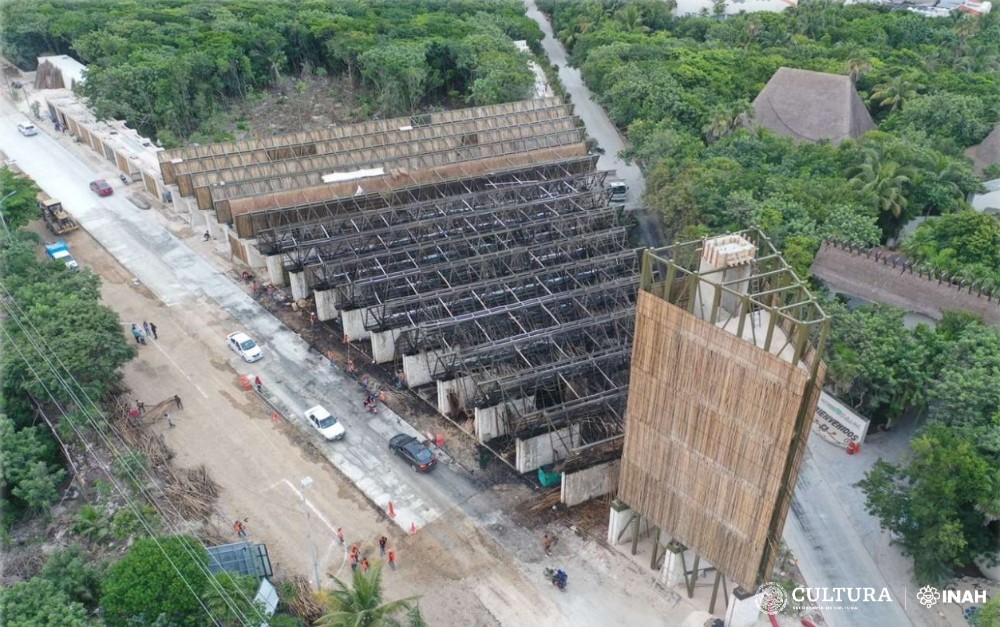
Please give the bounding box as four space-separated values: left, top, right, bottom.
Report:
0 283 261 626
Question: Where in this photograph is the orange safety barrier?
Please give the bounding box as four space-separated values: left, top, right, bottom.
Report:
239 375 252 391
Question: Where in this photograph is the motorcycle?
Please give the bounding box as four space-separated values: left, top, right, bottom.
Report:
543 567 567 591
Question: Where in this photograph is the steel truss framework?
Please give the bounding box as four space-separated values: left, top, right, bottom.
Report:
240 155 598 238
257 170 602 256
340 230 629 310
400 277 638 359
364 248 638 333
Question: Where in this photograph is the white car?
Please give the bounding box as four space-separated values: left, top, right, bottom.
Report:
17 123 38 136
305 405 346 441
227 331 263 362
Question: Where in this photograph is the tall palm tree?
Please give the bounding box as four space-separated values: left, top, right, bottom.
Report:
702 101 753 144
846 58 872 85
848 152 914 221
868 76 923 113
316 565 422 627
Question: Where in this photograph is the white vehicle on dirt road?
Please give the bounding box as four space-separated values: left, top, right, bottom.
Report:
17 122 38 136
227 331 263 362
304 405 346 441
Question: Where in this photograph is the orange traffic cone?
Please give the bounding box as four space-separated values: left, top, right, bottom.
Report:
271 412 281 422
388 501 396 518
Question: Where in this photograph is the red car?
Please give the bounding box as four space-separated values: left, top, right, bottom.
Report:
89 179 113 197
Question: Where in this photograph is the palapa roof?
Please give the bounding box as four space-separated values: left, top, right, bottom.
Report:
752 67 876 145
966 125 1000 174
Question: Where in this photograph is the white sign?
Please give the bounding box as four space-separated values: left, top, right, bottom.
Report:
813 393 869 448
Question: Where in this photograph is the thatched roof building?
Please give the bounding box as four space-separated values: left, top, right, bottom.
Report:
752 67 875 145
966 125 1000 174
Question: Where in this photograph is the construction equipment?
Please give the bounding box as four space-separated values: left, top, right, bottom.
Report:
38 192 79 235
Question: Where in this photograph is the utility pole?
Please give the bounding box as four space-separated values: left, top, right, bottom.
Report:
0 189 18 240
299 476 322 590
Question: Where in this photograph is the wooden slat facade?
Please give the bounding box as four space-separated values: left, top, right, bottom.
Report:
618 290 823 590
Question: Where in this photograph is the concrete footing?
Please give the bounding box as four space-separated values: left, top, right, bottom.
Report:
402 350 443 388
289 270 309 301
560 459 619 507
725 588 762 627
314 288 338 321
436 376 476 416
372 328 404 363
341 307 372 341
515 423 580 473
474 396 534 442
266 254 286 287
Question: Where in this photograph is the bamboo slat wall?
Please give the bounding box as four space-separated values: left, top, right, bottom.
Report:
619 291 819 590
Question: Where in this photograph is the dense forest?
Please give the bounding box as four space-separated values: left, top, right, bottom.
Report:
0 0 542 145
539 0 1000 584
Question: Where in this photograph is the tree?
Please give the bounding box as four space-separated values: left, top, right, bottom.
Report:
869 76 923 113
37 546 106 610
202 573 268 627
0 577 94 626
101 536 212 627
72 504 112 545
0 167 40 233
848 151 914 223
0 414 65 511
316 565 423 627
856 424 999 584
824 304 928 426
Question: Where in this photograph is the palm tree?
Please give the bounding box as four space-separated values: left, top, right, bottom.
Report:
868 76 923 113
72 505 111 545
316 565 422 627
702 101 753 144
848 152 914 221
846 58 872 85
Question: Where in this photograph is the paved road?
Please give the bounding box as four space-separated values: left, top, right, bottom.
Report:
0 103 480 536
523 3 646 203
522 6 929 627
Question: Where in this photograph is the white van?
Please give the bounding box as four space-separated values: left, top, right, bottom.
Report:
608 180 627 201
17 123 38 136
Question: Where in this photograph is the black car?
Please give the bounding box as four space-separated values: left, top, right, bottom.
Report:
388 434 437 472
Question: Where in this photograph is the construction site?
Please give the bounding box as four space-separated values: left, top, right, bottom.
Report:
156 97 637 495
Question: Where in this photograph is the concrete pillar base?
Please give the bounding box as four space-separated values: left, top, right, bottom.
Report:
372 328 404 363
725 587 763 627
315 288 338 321
607 500 632 546
342 307 372 341
289 270 308 301
266 254 286 287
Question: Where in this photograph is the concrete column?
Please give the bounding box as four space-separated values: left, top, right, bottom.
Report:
266 255 286 287
315 288 338 321
661 541 688 588
437 376 475 415
288 270 308 301
402 350 443 388
341 307 372 341
245 241 265 273
607 500 633 546
372 328 404 363
725 588 763 627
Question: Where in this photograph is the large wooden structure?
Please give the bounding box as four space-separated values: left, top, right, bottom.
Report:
618 230 827 591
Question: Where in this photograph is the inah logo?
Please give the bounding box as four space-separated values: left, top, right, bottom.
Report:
917 586 940 608
755 582 788 614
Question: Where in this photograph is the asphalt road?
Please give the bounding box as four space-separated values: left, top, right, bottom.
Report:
521 6 926 627
0 103 481 536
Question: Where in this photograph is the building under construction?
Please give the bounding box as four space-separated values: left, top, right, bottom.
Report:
610 231 828 606
157 98 638 482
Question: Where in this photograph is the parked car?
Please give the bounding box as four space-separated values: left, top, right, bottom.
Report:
17 123 38 136
227 331 263 362
305 405 345 441
89 179 113 197
388 434 437 472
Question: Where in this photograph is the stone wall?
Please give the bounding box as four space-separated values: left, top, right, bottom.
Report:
811 240 1000 325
